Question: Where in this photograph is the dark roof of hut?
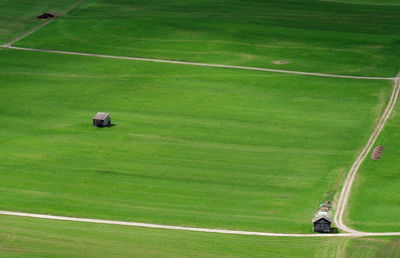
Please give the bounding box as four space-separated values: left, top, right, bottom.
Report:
312 215 332 223
93 112 110 120
37 13 55 19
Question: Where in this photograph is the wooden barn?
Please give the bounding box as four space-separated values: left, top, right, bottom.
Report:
312 214 332 233
93 112 111 127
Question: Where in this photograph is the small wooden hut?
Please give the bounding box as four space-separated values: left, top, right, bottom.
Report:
37 13 55 19
93 112 111 127
312 214 332 233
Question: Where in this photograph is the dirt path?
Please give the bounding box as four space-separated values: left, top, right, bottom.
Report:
1 211 399 237
5 19 56 47
5 0 83 47
334 75 400 233
0 45 395 81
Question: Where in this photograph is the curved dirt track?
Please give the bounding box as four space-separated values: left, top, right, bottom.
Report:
334 75 400 233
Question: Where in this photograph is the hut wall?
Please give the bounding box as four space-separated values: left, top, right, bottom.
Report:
313 220 331 233
104 117 110 126
93 117 110 127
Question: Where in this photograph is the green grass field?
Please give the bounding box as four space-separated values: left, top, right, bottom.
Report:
1 0 400 256
0 48 391 233
1 215 399 257
14 0 400 77
346 103 400 232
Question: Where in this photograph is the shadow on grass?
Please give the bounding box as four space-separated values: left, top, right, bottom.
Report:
93 123 117 128
331 227 339 233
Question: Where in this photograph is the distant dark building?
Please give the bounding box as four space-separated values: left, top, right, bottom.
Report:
37 13 55 19
312 214 332 233
93 112 111 127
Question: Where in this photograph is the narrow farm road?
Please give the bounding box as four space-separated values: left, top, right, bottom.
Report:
4 18 56 47
1 211 400 237
333 74 400 233
0 45 395 81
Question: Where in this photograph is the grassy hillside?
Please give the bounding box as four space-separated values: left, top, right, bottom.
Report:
0 215 399 257
0 0 76 44
14 0 400 77
346 103 400 232
0 48 390 233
